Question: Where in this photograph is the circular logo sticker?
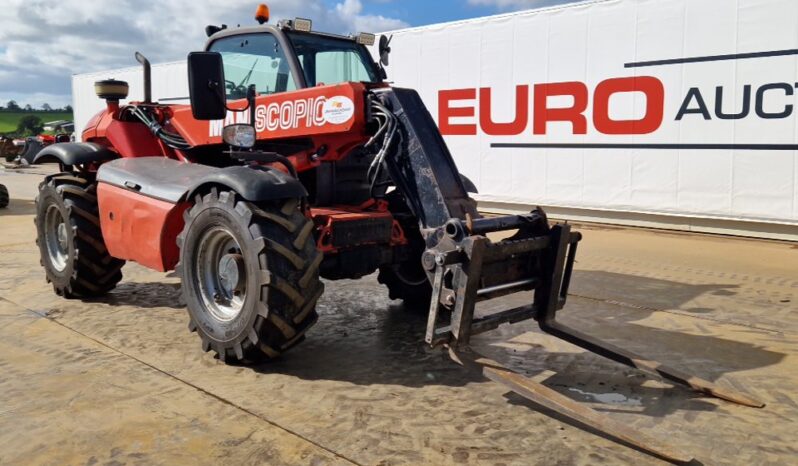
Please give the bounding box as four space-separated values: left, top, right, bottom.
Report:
322 96 355 125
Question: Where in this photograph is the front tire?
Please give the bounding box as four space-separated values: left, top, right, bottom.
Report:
177 189 323 363
35 174 125 298
378 241 432 308
378 192 432 308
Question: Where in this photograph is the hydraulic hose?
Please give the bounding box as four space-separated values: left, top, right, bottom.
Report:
129 105 192 150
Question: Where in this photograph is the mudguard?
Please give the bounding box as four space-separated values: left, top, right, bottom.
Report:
20 138 44 164
97 158 306 271
97 157 306 203
186 165 307 202
33 142 117 166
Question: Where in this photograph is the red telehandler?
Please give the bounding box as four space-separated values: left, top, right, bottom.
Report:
31 5 761 462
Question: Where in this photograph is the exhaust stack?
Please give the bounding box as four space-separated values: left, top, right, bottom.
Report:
134 52 152 104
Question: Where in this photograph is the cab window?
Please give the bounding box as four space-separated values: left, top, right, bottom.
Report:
209 33 297 100
288 32 379 87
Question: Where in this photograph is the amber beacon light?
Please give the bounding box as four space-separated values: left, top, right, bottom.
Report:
255 4 270 24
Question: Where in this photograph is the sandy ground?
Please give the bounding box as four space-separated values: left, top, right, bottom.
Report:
0 166 796 465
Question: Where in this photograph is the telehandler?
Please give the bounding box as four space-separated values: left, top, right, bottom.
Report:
32 5 761 462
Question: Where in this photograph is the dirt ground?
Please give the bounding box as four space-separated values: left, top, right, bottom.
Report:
0 166 796 466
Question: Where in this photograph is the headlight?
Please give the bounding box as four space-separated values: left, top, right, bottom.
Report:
222 124 256 148
356 33 375 46
293 18 312 32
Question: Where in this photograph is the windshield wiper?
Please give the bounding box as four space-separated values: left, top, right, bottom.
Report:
237 58 259 89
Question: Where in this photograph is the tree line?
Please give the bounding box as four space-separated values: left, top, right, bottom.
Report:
0 100 72 113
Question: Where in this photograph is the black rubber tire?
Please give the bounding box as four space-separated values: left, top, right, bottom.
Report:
377 193 432 308
377 243 432 307
177 189 323 363
378 176 475 307
35 174 125 298
0 184 8 209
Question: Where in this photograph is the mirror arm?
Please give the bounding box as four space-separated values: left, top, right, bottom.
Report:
247 85 257 130
208 80 256 116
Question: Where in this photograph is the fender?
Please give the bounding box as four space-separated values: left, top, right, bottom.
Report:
33 142 117 166
97 157 306 204
96 157 307 272
186 165 307 202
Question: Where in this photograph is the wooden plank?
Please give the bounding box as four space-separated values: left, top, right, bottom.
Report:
449 347 695 464
541 321 765 408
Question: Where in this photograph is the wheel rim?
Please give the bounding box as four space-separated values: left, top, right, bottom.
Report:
195 226 247 322
44 205 69 272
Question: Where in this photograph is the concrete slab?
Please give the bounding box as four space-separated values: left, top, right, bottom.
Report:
0 298 348 466
1 167 796 465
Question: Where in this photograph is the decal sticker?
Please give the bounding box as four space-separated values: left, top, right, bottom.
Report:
322 96 355 125
209 94 355 137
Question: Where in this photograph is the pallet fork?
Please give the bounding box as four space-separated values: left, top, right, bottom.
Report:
372 86 761 462
423 219 764 464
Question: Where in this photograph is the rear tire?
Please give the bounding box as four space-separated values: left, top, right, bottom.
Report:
35 174 125 298
378 192 432 308
177 189 323 363
0 184 8 209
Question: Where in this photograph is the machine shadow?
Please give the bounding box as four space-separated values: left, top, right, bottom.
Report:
93 271 782 416
257 295 486 388
0 199 36 216
569 269 741 314
92 281 185 309
474 270 783 416
258 272 783 417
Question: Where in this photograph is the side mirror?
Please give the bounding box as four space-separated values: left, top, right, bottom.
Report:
187 51 227 120
378 35 392 67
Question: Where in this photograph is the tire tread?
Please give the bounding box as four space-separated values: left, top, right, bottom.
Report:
36 174 124 298
179 192 322 363
0 184 8 209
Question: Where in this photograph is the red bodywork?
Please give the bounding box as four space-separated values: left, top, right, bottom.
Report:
86 82 401 271
97 183 189 271
313 201 407 254
83 105 165 158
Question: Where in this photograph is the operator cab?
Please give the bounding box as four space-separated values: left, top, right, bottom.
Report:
204 15 383 102
185 4 392 207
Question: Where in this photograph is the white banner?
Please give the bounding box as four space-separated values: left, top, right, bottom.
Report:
378 0 798 225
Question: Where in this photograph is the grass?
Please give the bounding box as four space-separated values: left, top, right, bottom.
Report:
0 111 73 134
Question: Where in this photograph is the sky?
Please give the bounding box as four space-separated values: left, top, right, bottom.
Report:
0 0 571 110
